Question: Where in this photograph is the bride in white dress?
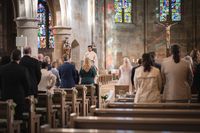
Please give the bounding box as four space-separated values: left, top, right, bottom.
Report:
117 57 132 92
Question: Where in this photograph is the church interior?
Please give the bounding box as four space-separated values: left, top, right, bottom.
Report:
0 0 200 133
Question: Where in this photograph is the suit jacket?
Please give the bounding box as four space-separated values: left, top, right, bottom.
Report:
161 57 193 101
0 62 31 104
131 65 140 86
58 62 76 88
20 55 41 96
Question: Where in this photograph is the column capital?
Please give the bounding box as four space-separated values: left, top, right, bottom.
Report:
52 26 72 30
15 17 38 29
52 26 72 36
15 17 38 22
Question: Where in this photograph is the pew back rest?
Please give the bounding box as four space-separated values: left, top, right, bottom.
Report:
92 108 200 118
52 89 66 105
75 85 87 99
0 100 14 132
0 102 8 119
63 88 78 113
85 85 96 96
63 88 77 101
115 85 129 97
37 93 52 108
71 115 200 131
25 96 36 113
107 102 200 109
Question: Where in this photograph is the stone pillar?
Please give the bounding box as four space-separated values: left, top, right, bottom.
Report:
52 26 72 61
15 17 38 57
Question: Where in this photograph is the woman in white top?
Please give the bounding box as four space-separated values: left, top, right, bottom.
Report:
117 57 132 92
134 53 162 103
161 44 193 102
38 62 56 94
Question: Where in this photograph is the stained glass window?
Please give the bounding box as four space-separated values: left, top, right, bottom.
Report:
114 0 132 23
37 0 54 48
159 0 181 22
171 0 181 21
160 0 169 22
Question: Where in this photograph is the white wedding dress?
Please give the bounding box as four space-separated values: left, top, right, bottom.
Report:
117 65 132 92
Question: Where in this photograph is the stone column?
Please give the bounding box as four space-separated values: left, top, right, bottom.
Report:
52 26 72 61
15 17 38 57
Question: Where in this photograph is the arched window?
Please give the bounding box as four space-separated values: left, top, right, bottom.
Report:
114 0 132 23
37 0 54 49
160 0 181 22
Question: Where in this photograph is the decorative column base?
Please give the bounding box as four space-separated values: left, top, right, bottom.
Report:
15 17 38 57
52 26 72 61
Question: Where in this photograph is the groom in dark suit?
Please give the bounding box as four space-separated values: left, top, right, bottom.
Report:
58 54 77 88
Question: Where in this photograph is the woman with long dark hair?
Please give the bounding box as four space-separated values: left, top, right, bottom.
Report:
134 53 162 103
161 44 193 103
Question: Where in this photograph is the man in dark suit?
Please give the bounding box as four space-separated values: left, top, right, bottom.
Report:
20 46 41 97
131 58 142 86
58 54 76 88
0 49 31 120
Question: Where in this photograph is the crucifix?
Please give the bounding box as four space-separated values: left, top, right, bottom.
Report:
157 22 178 56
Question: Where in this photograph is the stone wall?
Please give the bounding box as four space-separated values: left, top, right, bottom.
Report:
0 0 16 56
94 0 200 70
68 0 91 70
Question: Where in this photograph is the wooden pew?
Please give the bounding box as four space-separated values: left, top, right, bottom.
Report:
75 85 89 116
23 96 41 133
98 74 113 85
52 89 70 127
116 94 198 103
90 105 200 118
70 113 200 131
107 102 200 109
84 85 99 110
0 100 22 133
41 128 198 133
36 92 56 127
85 85 96 106
63 88 80 116
116 97 134 102
191 94 198 103
115 85 129 98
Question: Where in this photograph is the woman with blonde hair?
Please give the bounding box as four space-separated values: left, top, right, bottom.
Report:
79 57 97 84
117 57 133 92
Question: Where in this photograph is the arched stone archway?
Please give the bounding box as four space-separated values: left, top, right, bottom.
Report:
71 39 80 70
15 0 71 58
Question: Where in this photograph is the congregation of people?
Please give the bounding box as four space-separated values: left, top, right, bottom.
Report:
0 43 200 123
0 45 97 121
117 44 199 104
